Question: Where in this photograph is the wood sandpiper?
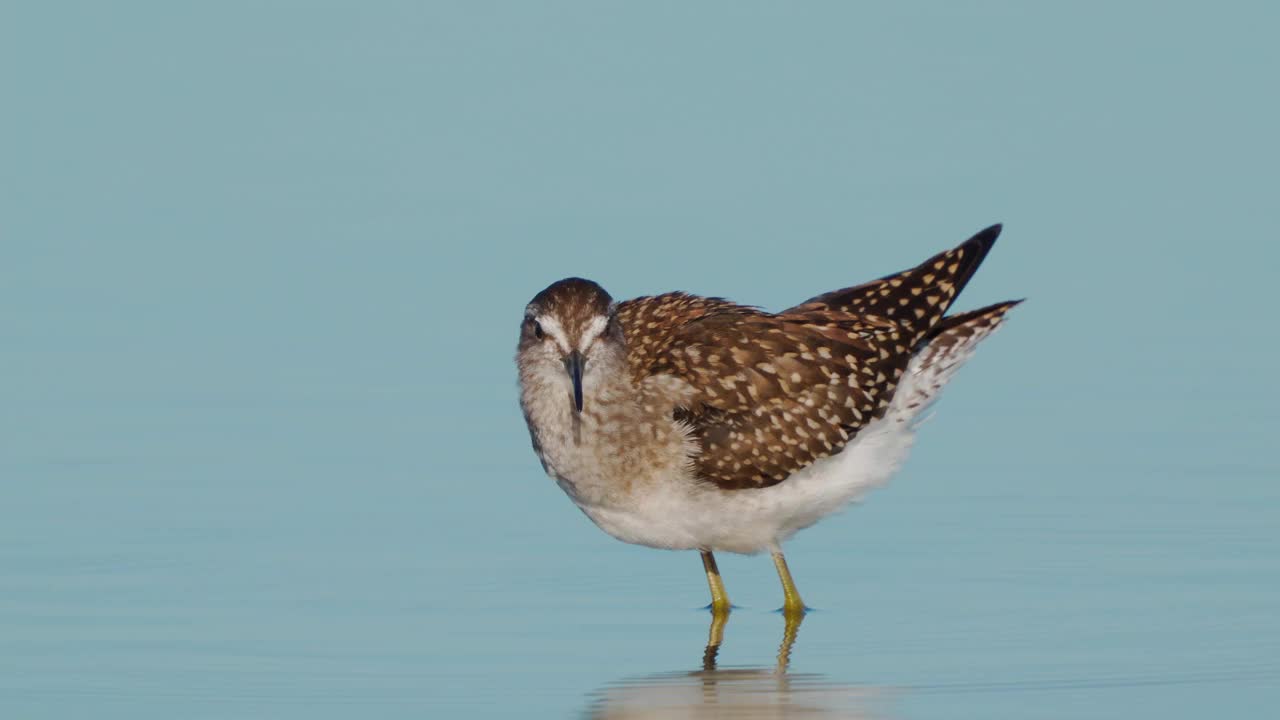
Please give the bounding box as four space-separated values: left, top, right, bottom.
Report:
516 224 1020 616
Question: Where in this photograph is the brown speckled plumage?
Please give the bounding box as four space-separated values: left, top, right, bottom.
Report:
613 224 1016 489
516 223 1021 601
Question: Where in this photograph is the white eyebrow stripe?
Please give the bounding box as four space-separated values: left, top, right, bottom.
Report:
579 315 609 352
537 315 572 355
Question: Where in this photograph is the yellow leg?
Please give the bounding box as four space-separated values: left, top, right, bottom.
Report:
771 549 807 616
701 550 731 614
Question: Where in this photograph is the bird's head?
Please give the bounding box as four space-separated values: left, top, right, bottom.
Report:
517 278 626 414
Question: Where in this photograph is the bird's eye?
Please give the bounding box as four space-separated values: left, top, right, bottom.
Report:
533 320 544 339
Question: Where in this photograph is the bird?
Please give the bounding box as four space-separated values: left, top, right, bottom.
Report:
515 224 1020 615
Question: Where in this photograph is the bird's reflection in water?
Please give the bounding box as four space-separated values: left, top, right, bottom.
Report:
587 612 889 719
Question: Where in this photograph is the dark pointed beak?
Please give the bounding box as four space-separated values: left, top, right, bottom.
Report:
565 350 584 413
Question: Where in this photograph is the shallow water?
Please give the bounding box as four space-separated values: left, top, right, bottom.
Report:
4 401 1277 718
5 2 1279 717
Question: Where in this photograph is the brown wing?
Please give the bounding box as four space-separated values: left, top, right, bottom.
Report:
615 225 1006 490
788 224 1002 347
617 295 911 489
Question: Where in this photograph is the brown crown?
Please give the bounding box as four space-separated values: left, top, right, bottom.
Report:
526 277 615 340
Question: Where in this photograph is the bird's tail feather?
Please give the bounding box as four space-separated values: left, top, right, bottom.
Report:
890 299 1023 421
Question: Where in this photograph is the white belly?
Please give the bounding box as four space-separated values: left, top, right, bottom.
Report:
576 409 918 554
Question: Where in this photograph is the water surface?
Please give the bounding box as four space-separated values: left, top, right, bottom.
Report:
4 2 1278 717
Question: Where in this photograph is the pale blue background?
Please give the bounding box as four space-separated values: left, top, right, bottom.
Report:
3 2 1277 718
